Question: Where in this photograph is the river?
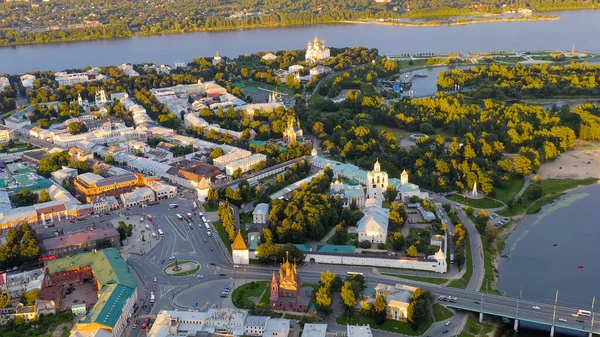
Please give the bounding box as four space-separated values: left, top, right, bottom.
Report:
2 10 600 74
497 183 600 335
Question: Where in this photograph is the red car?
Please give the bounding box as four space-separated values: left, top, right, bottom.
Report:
153 285 156 292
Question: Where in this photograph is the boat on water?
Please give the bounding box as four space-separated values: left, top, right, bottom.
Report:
401 74 412 90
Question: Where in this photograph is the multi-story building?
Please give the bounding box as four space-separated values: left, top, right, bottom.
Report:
120 187 155 207
40 228 121 257
147 309 291 337
146 181 177 200
45 248 137 337
74 172 148 202
212 149 252 169
51 167 78 184
20 74 36 89
0 125 14 144
225 153 267 176
91 196 120 213
176 162 223 190
347 325 373 337
55 72 90 87
0 268 45 299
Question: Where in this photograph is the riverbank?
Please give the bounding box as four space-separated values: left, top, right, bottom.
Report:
0 13 560 49
340 15 559 28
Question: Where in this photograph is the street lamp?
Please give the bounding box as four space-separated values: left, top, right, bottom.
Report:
590 296 596 333
515 284 523 320
552 290 559 327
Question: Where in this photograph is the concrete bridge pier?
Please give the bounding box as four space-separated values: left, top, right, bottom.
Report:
550 326 555 337
479 312 484 323
588 332 592 337
514 319 519 332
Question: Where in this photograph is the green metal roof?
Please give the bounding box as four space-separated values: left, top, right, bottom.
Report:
316 245 356 254
45 248 137 289
80 284 134 328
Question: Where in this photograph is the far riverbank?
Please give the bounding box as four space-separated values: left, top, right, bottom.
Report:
340 15 559 28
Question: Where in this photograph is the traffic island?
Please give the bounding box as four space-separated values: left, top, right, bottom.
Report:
164 260 200 277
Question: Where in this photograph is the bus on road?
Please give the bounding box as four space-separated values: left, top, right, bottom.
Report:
578 310 591 317
157 229 164 236
193 201 197 209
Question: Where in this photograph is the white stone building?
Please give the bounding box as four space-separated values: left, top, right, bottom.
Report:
305 36 330 63
232 232 250 265
330 177 365 209
147 181 177 200
357 199 389 244
213 149 252 169
253 203 269 224
92 196 120 213
367 160 388 200
225 153 266 176
120 187 156 207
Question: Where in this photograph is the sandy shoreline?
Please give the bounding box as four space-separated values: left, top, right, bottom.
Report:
340 16 559 27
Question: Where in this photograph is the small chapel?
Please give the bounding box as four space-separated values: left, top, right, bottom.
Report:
270 252 313 311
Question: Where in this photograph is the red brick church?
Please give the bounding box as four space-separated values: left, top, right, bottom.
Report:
270 252 313 312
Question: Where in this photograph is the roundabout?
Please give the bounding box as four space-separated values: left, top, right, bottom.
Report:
163 260 201 277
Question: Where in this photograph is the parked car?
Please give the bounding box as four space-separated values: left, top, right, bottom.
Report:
533 306 541 310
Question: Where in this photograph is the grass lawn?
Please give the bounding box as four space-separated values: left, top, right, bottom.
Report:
232 281 268 309
460 314 497 337
479 237 501 295
498 178 597 216
448 234 472 289
336 313 433 336
382 273 449 285
374 125 412 141
164 260 200 276
493 176 525 203
258 285 271 307
213 220 232 254
203 202 217 212
446 194 504 209
433 303 453 322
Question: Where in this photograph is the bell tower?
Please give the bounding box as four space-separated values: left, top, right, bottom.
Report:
270 272 279 303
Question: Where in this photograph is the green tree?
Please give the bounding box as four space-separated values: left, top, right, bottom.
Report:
68 121 88 134
373 294 387 324
22 289 39 306
406 245 418 257
386 232 405 251
10 189 39 207
407 300 429 329
340 281 357 309
0 293 11 308
207 187 220 207
210 147 224 159
384 186 398 204
39 189 51 203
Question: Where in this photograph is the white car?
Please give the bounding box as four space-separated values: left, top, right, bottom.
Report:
169 255 176 260
197 275 204 278
154 277 157 282
558 318 567 322
445 321 451 326
533 306 541 310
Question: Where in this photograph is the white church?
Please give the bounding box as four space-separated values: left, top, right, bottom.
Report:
305 36 331 64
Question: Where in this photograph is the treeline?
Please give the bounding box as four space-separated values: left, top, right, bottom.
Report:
0 24 132 47
438 62 600 99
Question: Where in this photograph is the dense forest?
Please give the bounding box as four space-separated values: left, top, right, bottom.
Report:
438 62 600 99
0 0 597 45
